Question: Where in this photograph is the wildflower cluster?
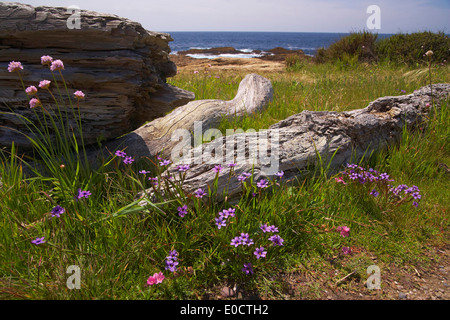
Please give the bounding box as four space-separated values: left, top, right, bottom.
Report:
165 249 179 272
336 163 422 207
226 222 284 275
215 208 236 229
115 150 134 165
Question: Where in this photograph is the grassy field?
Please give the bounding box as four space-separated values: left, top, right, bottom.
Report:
1 58 449 300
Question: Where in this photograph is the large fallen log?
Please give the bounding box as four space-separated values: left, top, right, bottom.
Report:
138 83 449 203
103 73 274 159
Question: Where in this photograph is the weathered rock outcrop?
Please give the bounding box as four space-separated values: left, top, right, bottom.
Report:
138 83 449 203
0 2 194 150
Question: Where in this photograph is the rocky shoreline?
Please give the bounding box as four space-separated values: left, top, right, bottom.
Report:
174 46 308 61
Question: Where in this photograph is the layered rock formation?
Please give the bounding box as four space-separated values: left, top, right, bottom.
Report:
0 2 194 150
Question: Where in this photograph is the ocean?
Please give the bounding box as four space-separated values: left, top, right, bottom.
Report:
166 31 394 58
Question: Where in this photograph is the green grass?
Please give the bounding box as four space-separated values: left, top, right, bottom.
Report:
0 58 449 300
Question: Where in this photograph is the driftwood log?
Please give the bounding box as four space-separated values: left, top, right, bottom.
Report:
103 73 274 159
138 83 449 203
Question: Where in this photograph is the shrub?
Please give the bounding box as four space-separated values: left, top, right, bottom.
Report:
313 30 378 64
376 31 450 65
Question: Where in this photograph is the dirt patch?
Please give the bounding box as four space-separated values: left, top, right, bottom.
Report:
208 245 449 300
170 54 286 73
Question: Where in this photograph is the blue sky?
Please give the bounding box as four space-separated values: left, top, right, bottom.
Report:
11 0 450 33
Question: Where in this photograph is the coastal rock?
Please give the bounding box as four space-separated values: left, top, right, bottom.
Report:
0 2 194 150
138 83 450 203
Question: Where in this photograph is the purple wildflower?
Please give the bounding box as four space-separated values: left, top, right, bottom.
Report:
370 189 379 197
51 205 65 218
115 150 127 158
228 163 236 168
212 165 223 174
75 188 91 200
412 201 419 207
148 177 158 186
254 247 267 259
177 205 188 217
123 156 134 164
275 171 284 178
139 170 151 174
31 237 46 245
230 236 242 247
194 188 207 199
242 263 254 275
177 164 190 172
159 159 171 166
256 179 269 188
268 234 284 246
165 249 179 272
239 233 254 246
215 216 227 229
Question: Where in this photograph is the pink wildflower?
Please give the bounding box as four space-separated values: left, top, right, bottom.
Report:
40 55 53 65
342 246 352 255
29 98 41 109
8 61 23 73
337 226 350 237
25 86 38 95
39 80 51 89
335 176 347 184
50 59 64 71
147 272 165 286
74 90 85 99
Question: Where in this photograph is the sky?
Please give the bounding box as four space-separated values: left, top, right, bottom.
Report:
9 0 450 33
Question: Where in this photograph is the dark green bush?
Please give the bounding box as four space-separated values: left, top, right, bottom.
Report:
376 31 449 65
315 31 450 66
314 30 378 64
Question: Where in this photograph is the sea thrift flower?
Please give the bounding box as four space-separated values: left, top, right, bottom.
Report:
268 234 284 246
425 50 433 57
25 86 38 95
177 205 188 217
242 263 254 275
193 70 199 74
254 247 267 259
123 156 134 164
74 90 85 99
51 205 65 218
29 98 41 108
194 188 206 198
50 59 64 71
39 80 51 89
31 237 46 245
40 55 53 65
337 226 350 237
8 61 23 73
256 179 269 188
